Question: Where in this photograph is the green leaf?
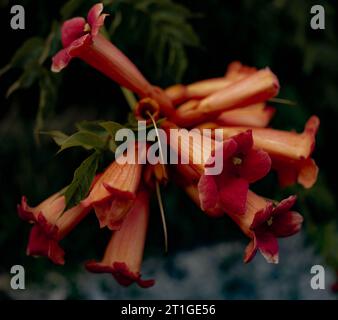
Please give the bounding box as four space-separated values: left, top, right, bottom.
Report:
107 0 200 82
60 0 85 20
58 131 107 153
99 121 125 136
64 151 101 210
99 121 125 152
39 21 61 63
76 120 107 135
34 69 60 142
0 38 44 77
40 130 69 146
6 65 41 97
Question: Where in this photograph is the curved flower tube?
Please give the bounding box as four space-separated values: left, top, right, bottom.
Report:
86 189 154 288
81 146 145 230
51 3 173 117
216 103 275 128
199 116 320 188
165 61 256 105
17 191 90 265
228 191 303 264
162 122 271 215
173 68 279 127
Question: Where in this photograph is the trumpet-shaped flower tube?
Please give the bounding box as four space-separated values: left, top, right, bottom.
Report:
216 103 275 127
17 191 90 265
51 3 173 117
228 191 303 264
173 68 279 127
82 146 144 230
86 189 154 288
200 116 319 188
162 122 271 215
165 61 257 105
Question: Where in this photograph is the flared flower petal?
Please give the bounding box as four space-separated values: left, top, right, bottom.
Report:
17 192 65 224
51 34 91 72
183 183 224 217
19 192 90 265
197 130 271 215
82 150 143 230
239 148 272 183
216 176 249 215
86 189 154 288
26 216 64 265
200 116 319 188
270 211 303 237
51 3 174 117
227 191 302 264
255 231 279 264
61 17 86 47
87 3 108 37
272 156 319 189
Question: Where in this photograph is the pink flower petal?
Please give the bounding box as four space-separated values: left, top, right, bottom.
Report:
51 34 91 72
232 130 253 154
271 211 303 237
61 17 86 48
256 231 279 263
17 196 36 222
87 3 108 37
86 261 155 288
51 48 73 72
274 195 297 216
218 176 249 215
243 237 257 263
250 203 274 229
26 224 65 265
197 174 219 212
239 148 271 183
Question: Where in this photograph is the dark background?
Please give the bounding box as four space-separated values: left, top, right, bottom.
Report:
0 0 337 299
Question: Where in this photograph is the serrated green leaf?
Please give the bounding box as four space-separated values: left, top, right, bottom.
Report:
64 151 100 210
58 131 107 153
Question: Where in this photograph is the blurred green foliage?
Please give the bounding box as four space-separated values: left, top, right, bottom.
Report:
0 0 337 297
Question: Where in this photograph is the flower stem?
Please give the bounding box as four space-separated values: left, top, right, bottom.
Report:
156 181 168 253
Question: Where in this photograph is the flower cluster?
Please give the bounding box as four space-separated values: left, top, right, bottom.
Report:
18 3 320 288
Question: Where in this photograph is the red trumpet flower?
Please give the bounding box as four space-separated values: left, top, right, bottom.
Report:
229 191 303 263
81 146 144 230
51 3 173 116
163 121 271 215
86 189 154 288
17 191 89 265
198 130 271 215
200 115 320 188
